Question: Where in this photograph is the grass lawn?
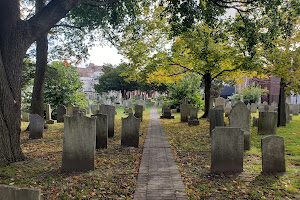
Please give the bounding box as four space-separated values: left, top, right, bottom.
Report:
0 103 153 199
158 107 300 199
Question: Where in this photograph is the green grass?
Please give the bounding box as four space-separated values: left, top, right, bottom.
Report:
0 102 154 199
160 109 300 199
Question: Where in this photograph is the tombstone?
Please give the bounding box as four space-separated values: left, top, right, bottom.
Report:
253 117 258 127
145 98 150 105
0 185 41 200
171 109 177 114
158 100 162 107
264 105 269 111
180 104 192 122
209 106 224 136
209 97 214 110
258 112 278 135
22 112 30 122
85 106 90 114
134 105 144 121
99 99 104 104
73 110 82 116
160 106 174 119
229 101 251 150
247 103 250 110
121 113 141 148
46 104 51 120
57 105 66 123
269 105 275 112
97 105 115 138
92 113 108 149
250 103 257 113
62 113 96 171
258 104 264 112
261 135 286 173
263 101 268 106
135 95 140 100
271 101 277 108
29 114 44 139
211 127 244 173
215 97 225 109
188 107 199 126
66 104 75 116
115 102 121 108
285 103 291 123
291 104 299 115
224 107 231 117
91 104 99 114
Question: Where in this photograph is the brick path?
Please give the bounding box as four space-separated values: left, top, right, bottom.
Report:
134 104 188 200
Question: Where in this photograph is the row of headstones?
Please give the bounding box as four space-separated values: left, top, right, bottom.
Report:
210 101 285 173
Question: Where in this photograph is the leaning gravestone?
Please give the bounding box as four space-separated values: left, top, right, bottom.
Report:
180 104 192 122
98 104 115 138
29 114 44 139
121 113 141 148
46 104 51 120
91 104 99 114
215 97 225 109
92 113 108 149
57 104 66 123
66 104 75 116
209 106 224 136
229 101 251 150
0 185 41 200
134 104 144 121
211 127 244 173
261 135 286 173
258 112 278 135
62 113 96 171
188 107 199 126
250 103 257 113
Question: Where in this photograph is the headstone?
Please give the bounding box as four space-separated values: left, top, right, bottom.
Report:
0 185 41 200
291 104 299 115
250 103 257 113
264 105 269 111
211 127 244 173
62 113 96 171
269 105 275 112
46 104 51 120
134 105 144 121
253 117 258 127
57 104 66 123
135 95 140 100
98 104 115 138
92 113 108 149
91 104 99 114
22 112 30 122
224 107 231 117
285 103 291 123
261 135 286 173
66 104 75 116
85 106 90 114
180 104 192 122
258 104 264 112
247 103 250 110
29 114 44 139
229 101 251 150
160 106 174 119
271 101 277 108
215 97 225 109
209 106 224 136
258 112 278 135
99 99 104 104
121 113 141 148
263 101 268 106
188 107 199 126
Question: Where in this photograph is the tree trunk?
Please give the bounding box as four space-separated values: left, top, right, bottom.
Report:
201 73 212 118
277 78 286 127
31 0 48 118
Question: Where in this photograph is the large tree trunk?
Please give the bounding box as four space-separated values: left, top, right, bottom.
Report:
201 73 212 118
31 0 48 118
277 78 286 127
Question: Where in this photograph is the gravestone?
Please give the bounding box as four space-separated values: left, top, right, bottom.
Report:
261 135 286 173
91 104 99 114
180 104 192 122
224 106 231 117
247 103 250 110
258 104 264 112
62 113 96 171
66 104 75 116
263 101 268 106
22 112 30 122
98 104 115 138
211 127 244 173
92 113 108 149
121 113 141 148
135 95 140 100
0 185 41 200
85 106 90 114
209 106 224 136
29 114 44 139
229 101 251 150
46 104 51 120
134 104 144 121
253 117 258 127
188 107 199 126
269 105 275 112
258 112 278 135
250 103 257 113
264 105 269 111
291 104 299 115
57 104 66 123
160 106 174 119
99 99 104 104
285 103 291 123
215 97 225 109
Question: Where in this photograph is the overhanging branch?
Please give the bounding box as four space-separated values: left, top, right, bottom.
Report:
212 68 239 79
79 0 120 7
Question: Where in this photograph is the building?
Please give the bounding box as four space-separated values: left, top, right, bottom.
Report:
77 63 104 100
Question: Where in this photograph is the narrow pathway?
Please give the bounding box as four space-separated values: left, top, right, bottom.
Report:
134 103 188 200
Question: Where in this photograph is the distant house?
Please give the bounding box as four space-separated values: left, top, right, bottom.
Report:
77 63 104 100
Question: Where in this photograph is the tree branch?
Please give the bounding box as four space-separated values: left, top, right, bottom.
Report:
210 0 254 13
52 24 82 29
79 0 120 7
212 68 239 79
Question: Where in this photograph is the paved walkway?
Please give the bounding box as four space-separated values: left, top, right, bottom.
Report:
134 104 188 200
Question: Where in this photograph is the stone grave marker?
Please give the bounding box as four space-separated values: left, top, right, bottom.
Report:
247 103 250 110
160 106 174 119
29 114 44 139
62 113 96 171
57 104 66 123
180 104 192 122
224 106 231 117
291 104 299 115
98 104 115 138
99 99 104 104
285 103 291 123
258 104 264 112
22 112 29 122
66 104 75 116
258 112 278 135
211 127 244 173
229 101 251 150
92 113 108 149
215 97 225 109
209 106 224 136
261 135 286 173
134 104 144 121
46 104 51 120
250 103 257 113
0 185 41 200
91 104 99 114
263 101 268 106
188 107 199 126
121 113 141 148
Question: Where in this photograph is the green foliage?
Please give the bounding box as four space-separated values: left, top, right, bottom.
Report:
44 61 88 108
21 58 35 90
234 84 269 105
167 74 203 109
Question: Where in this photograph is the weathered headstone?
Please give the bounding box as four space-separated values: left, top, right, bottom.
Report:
46 104 51 120
263 101 268 106
22 112 30 122
57 104 66 123
247 103 250 110
215 97 225 109
98 104 115 138
250 103 257 113
62 113 96 171
285 103 291 124
229 101 251 150
188 107 199 126
29 114 44 139
209 106 224 136
121 113 141 148
258 112 278 135
180 104 192 122
0 185 41 200
258 104 264 112
224 106 231 117
66 104 75 116
211 127 244 173
160 106 174 119
291 104 299 115
91 104 99 114
92 113 108 149
269 105 275 112
134 104 144 121
261 135 286 173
